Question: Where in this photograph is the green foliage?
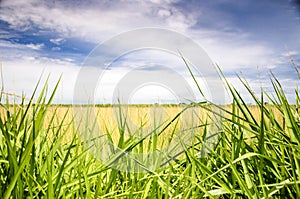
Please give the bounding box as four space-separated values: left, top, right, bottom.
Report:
0 66 299 198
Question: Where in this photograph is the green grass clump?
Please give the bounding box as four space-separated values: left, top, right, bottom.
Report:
0 67 299 198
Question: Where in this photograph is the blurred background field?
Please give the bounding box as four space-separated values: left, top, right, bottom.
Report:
0 76 299 198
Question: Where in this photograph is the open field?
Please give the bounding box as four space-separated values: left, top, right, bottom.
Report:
0 104 285 151
0 75 300 198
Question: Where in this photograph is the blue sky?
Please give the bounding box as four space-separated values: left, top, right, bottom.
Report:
0 0 299 104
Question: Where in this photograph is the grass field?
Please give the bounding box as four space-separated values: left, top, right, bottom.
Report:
0 70 300 198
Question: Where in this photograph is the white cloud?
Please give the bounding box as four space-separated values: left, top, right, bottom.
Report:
0 0 298 104
186 29 276 71
0 40 44 51
0 0 279 72
0 30 17 39
50 38 65 45
0 0 195 42
148 0 181 4
157 9 172 18
25 43 44 50
0 59 80 104
0 40 41 62
51 47 61 51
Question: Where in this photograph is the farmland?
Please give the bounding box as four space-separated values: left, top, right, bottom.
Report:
0 76 300 198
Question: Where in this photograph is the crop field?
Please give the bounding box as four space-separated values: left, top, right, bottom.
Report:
0 74 300 198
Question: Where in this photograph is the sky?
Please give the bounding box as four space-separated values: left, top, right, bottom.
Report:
0 0 300 104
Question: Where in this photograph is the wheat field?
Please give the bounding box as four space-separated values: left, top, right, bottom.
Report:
0 73 299 198
0 104 285 145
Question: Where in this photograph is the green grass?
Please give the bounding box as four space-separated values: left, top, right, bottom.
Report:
0 66 300 198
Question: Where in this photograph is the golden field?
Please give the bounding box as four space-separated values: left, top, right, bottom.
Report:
0 104 285 146
1 80 299 198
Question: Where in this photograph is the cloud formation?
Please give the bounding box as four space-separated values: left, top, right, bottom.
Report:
0 0 299 103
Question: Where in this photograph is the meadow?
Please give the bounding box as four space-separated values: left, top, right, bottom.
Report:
0 68 300 198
